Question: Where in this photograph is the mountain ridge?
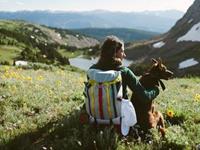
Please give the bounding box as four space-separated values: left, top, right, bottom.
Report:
126 0 200 76
73 28 159 42
0 10 184 33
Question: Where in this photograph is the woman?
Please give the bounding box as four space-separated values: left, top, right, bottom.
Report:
84 35 160 136
90 35 159 101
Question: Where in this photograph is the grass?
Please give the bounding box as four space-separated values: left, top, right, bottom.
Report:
0 65 85 149
0 46 22 64
0 20 21 30
57 49 83 58
0 64 200 150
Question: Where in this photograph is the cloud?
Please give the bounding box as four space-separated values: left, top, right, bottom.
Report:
0 0 8 3
16 1 25 5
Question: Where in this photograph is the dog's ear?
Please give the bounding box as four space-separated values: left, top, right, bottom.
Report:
151 58 158 64
158 57 162 68
158 57 162 63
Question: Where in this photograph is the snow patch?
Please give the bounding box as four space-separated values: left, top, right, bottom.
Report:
188 19 193 24
30 35 35 39
34 29 39 33
177 22 200 42
153 41 165 48
57 33 62 39
178 58 199 69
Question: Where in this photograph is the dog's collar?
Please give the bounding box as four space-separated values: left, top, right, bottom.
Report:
158 79 165 91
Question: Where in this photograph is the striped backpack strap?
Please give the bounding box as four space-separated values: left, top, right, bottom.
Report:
84 69 123 123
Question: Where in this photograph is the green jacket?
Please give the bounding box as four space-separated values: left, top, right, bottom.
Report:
90 65 159 102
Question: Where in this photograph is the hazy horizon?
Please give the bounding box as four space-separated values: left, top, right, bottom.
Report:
0 0 195 13
0 9 185 13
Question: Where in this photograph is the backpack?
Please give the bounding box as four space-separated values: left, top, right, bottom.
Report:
84 69 123 124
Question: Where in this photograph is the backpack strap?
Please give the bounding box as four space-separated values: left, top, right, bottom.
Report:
84 82 92 116
90 85 96 117
111 84 118 118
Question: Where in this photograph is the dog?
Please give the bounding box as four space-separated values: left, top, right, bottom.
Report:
131 58 173 136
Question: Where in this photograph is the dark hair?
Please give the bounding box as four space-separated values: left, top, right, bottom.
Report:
96 35 124 70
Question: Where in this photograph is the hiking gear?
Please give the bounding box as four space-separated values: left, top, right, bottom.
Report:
121 99 137 136
84 69 123 122
84 69 137 136
89 65 159 102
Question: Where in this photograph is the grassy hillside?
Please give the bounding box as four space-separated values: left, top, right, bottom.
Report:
0 20 99 65
0 64 200 149
0 45 22 64
73 28 159 42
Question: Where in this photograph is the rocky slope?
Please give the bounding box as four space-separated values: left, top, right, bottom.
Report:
126 0 200 76
0 20 99 48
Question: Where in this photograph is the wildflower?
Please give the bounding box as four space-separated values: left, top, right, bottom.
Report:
194 94 200 102
42 146 47 150
1 75 6 79
26 76 32 82
48 90 54 96
77 140 82 146
56 80 62 86
100 130 103 135
4 71 11 78
166 109 174 118
37 75 44 81
93 140 96 144
3 66 10 71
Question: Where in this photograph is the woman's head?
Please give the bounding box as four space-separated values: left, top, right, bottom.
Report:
97 35 126 70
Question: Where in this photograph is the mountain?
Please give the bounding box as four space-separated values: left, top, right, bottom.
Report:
72 28 159 42
125 0 200 76
0 10 184 33
0 20 99 65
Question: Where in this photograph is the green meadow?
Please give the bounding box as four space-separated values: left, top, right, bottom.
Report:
0 46 22 64
0 64 200 150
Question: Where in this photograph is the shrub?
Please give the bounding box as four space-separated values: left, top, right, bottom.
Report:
0 61 10 65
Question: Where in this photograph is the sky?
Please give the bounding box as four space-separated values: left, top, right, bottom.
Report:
0 0 195 12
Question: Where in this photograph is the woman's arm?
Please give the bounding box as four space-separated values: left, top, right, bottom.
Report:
124 67 159 102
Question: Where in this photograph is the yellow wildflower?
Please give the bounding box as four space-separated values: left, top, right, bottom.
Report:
166 109 174 118
37 75 44 81
194 94 200 102
56 80 62 86
26 76 32 82
48 89 54 96
4 71 11 78
3 66 10 71
1 75 6 80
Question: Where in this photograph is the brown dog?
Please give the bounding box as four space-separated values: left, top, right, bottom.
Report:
131 58 173 136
